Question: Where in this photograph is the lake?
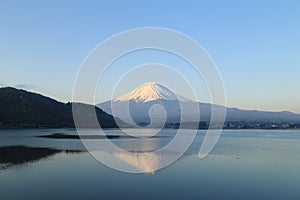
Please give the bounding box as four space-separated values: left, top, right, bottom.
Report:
0 129 300 200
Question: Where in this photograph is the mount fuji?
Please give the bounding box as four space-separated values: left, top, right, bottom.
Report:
97 82 300 128
98 82 201 126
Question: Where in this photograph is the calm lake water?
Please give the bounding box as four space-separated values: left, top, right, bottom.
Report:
0 129 300 200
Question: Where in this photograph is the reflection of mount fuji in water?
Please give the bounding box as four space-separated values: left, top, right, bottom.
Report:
98 82 300 128
113 151 166 173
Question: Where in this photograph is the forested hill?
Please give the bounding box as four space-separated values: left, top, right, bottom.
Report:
0 87 122 128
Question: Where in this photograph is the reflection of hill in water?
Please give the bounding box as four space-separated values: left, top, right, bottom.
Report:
113 151 170 173
0 146 82 170
112 133 176 173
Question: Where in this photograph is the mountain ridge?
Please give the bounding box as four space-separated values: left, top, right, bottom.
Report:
0 87 124 128
98 82 300 127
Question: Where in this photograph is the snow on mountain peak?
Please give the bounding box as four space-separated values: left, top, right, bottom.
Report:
114 82 185 103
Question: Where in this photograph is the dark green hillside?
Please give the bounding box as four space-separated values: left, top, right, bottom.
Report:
0 87 121 128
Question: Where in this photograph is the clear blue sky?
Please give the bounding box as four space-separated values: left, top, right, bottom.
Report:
1 0 299 113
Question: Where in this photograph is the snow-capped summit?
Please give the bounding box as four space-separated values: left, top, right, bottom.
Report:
113 82 186 103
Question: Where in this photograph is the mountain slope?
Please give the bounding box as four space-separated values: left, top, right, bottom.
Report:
98 82 300 126
0 87 122 128
99 82 193 125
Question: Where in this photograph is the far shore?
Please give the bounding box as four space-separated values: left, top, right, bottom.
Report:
0 126 299 130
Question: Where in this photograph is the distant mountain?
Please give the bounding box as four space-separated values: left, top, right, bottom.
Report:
0 87 123 128
99 82 192 125
98 82 300 127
